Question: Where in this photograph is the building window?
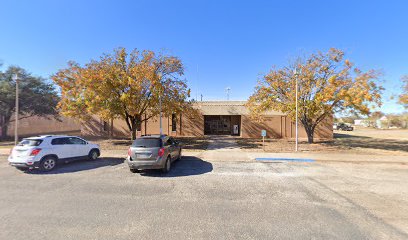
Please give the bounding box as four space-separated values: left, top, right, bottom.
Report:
103 121 108 131
171 114 177 132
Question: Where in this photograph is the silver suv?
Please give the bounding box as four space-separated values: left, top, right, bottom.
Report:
126 135 182 173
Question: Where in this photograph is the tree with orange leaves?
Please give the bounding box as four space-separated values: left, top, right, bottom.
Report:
52 48 190 140
247 48 383 143
399 75 408 109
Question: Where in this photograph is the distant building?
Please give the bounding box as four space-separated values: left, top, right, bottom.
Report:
354 119 370 127
376 116 389 129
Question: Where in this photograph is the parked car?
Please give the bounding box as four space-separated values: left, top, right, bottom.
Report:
127 135 182 173
333 123 339 130
336 123 354 131
8 135 100 172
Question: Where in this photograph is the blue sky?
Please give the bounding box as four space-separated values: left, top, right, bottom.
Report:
0 0 407 114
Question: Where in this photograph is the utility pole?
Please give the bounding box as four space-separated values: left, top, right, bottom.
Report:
294 68 300 152
13 73 19 145
159 95 162 135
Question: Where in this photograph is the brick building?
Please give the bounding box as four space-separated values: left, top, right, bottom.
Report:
81 101 333 139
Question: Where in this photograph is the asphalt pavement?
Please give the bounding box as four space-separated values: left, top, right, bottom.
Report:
0 151 407 240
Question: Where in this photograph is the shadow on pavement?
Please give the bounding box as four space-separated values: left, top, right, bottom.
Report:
140 156 213 178
27 157 124 175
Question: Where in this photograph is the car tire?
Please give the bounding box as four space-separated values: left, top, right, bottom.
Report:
162 156 171 173
40 156 57 172
89 149 99 160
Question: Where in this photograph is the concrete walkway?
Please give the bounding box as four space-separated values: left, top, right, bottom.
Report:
194 135 249 161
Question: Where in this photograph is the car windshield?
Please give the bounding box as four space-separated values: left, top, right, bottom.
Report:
17 139 43 147
132 138 161 148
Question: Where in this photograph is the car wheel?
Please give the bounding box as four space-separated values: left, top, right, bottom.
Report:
40 157 57 172
162 156 171 173
89 149 99 160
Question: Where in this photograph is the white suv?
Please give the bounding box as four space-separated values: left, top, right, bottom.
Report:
8 135 100 171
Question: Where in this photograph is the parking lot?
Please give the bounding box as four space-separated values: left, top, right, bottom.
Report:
1 147 408 240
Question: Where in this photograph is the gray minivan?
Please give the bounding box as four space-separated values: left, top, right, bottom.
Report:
126 135 182 173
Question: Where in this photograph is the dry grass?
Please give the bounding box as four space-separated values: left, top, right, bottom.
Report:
237 128 408 155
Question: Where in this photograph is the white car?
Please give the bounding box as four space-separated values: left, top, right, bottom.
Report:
8 135 100 171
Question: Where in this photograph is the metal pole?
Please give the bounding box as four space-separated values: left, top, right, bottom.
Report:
262 136 265 151
159 95 162 135
295 70 299 152
14 74 19 145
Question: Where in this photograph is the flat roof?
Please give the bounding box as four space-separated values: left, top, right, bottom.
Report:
193 101 285 116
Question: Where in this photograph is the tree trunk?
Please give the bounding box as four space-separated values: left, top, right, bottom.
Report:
301 118 316 144
0 122 8 140
304 125 315 144
125 114 141 140
307 131 314 144
109 119 113 139
0 115 11 140
130 120 137 140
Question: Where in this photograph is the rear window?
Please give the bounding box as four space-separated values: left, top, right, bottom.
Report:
17 139 43 147
132 138 162 148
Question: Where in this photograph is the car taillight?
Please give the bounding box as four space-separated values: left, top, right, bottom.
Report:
128 148 132 156
30 148 41 156
158 147 165 157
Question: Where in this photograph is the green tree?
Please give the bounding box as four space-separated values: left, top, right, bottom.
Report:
247 48 383 143
52 48 191 140
0 66 60 139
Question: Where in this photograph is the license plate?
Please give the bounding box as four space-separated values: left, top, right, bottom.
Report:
136 154 150 158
